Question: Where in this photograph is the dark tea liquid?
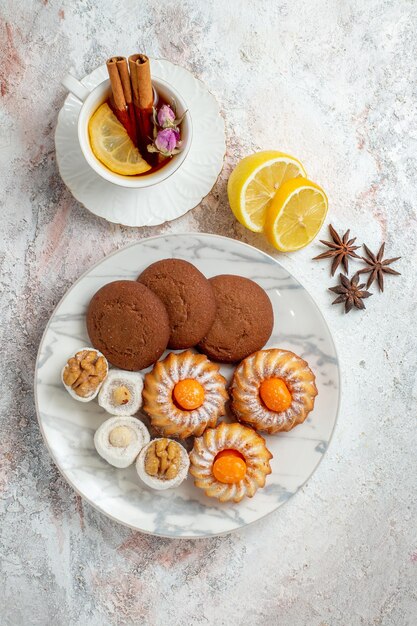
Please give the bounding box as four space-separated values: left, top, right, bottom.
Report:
106 90 173 177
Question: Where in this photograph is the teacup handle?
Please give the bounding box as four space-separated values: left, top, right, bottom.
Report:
62 73 90 103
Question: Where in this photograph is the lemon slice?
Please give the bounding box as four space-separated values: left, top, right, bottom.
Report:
265 178 328 251
227 151 307 232
88 103 151 176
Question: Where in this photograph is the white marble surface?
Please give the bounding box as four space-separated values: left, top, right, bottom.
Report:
0 1 416 624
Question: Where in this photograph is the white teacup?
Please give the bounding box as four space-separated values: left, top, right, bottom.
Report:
62 73 192 188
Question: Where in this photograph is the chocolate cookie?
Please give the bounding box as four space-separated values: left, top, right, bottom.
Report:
86 280 170 371
137 259 216 349
197 275 274 363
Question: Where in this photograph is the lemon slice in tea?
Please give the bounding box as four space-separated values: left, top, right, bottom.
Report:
88 103 151 176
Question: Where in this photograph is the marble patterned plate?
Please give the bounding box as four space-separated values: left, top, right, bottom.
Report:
35 234 340 538
55 60 226 226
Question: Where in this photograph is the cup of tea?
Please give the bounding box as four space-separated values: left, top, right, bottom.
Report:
62 72 192 188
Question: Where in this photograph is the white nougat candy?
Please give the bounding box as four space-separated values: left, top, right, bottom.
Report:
94 416 150 468
98 369 144 415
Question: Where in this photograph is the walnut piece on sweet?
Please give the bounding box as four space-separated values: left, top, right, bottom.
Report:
63 349 107 398
145 439 181 480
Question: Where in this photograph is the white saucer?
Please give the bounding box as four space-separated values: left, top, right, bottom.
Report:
55 60 226 227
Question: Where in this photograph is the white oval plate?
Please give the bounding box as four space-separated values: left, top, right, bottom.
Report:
55 60 226 227
35 234 340 538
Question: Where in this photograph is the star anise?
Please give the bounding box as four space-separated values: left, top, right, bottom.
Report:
356 243 401 292
313 224 361 275
329 273 372 313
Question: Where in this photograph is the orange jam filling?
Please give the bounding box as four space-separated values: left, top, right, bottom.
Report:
212 449 247 484
173 378 205 410
259 377 292 412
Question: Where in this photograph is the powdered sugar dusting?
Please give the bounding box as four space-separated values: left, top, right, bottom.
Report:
231 349 317 433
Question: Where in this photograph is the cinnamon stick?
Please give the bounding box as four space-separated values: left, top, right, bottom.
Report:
106 57 126 111
115 57 132 105
106 56 137 146
115 57 138 147
129 54 153 108
128 54 154 155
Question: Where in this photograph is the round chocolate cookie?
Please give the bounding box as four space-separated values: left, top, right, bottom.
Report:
197 275 274 363
86 280 170 371
137 259 216 349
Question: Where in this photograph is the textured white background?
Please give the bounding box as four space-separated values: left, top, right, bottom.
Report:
0 1 416 624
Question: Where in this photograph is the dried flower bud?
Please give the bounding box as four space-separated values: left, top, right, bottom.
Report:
157 104 176 128
153 128 180 156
